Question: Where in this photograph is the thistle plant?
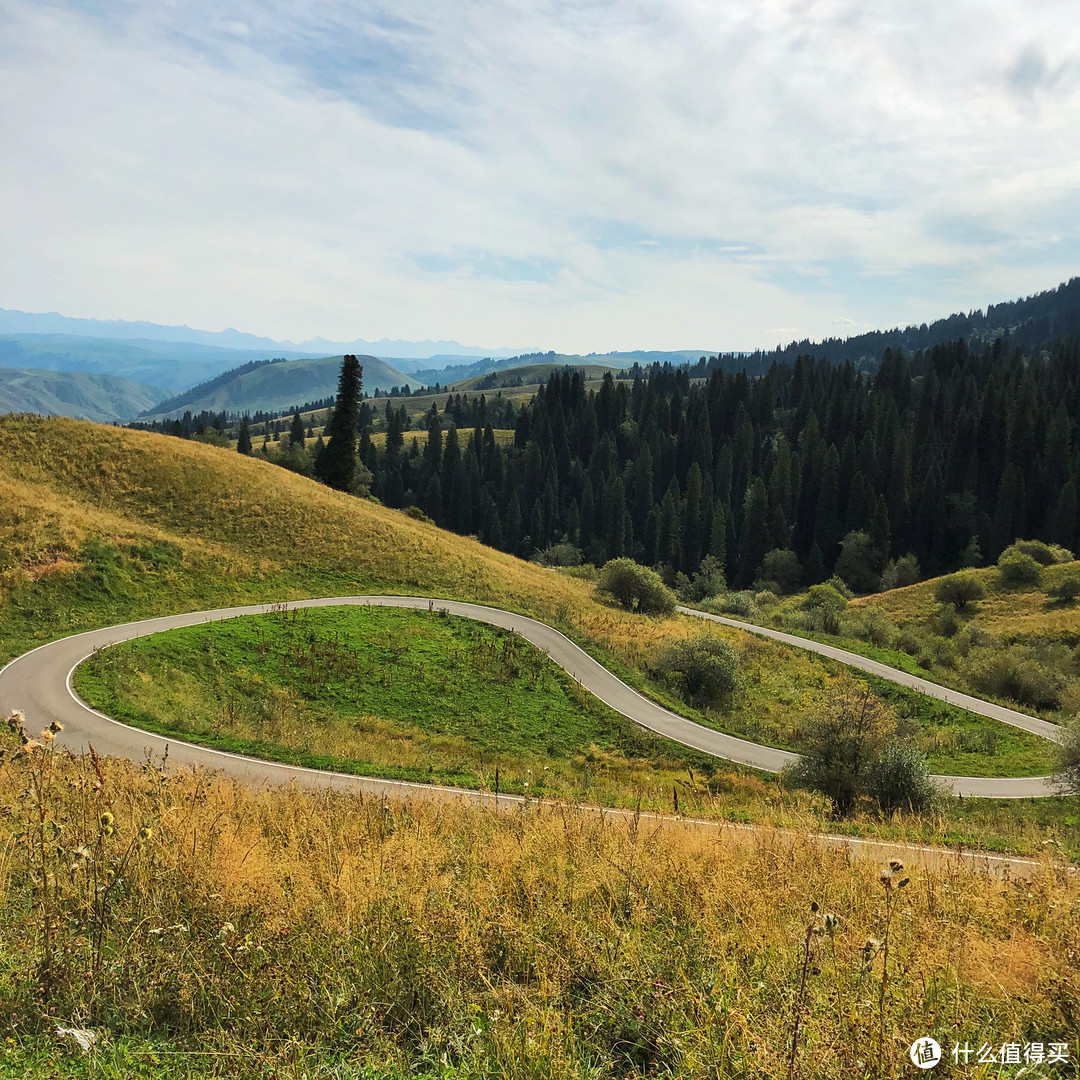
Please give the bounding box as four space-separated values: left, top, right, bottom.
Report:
876 859 910 1065
2 709 157 1009
787 901 839 1080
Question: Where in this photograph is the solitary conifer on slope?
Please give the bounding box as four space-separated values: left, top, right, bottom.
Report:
315 355 363 491
289 410 305 448
236 416 252 455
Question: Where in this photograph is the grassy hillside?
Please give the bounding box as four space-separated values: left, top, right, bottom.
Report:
0 414 719 690
721 560 1080 726
0 367 168 423
140 354 422 420
4 739 1076 1078
854 562 1080 643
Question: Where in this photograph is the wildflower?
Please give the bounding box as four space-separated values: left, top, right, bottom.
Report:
41 729 55 742
219 922 236 940
48 721 63 734
888 859 904 873
21 740 41 753
99 812 114 829
138 826 153 842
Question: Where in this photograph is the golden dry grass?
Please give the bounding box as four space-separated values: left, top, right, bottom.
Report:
1 734 1076 1078
852 562 1080 642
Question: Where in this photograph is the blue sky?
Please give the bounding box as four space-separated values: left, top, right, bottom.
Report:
1 0 1078 352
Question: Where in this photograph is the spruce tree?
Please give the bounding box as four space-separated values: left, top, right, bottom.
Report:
237 416 252 455
315 355 362 491
681 463 703 575
289 410 305 448
738 477 770 586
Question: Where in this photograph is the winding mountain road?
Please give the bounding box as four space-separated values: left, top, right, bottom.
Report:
0 596 1062 801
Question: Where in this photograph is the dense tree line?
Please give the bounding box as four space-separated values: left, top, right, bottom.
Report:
130 409 231 438
355 332 1080 591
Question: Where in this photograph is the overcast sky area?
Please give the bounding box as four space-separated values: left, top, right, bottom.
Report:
2 0 1079 353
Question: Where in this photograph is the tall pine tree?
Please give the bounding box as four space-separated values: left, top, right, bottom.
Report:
315 355 362 491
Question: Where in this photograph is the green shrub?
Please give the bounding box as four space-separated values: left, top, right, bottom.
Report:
864 743 940 813
965 649 1061 710
803 583 848 611
997 548 1043 587
1048 577 1080 603
677 555 726 604
934 603 961 638
596 558 676 615
402 505 433 524
653 633 741 705
1010 539 1057 566
926 635 959 670
825 576 854 599
896 628 924 657
536 542 583 567
857 609 898 647
719 590 758 618
879 554 921 591
783 678 895 815
933 573 986 609
800 605 842 635
757 548 802 594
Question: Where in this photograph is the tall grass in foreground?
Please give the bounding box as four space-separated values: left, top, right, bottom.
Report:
0 716 1078 1078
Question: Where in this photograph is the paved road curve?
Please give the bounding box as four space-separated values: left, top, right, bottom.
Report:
0 596 1061 800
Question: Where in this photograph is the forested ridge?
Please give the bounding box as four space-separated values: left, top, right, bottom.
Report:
358 332 1080 591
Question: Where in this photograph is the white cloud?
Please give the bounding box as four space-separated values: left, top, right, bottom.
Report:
1 0 1079 352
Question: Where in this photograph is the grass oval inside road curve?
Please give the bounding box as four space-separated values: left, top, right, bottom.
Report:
71 604 1058 791
72 605 728 807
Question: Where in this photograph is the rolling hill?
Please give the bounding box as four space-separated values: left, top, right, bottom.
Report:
0 367 167 423
138 354 422 420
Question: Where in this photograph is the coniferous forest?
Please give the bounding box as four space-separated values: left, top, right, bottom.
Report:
354 332 1080 592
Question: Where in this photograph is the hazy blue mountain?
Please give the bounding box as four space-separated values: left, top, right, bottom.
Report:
0 335 316 392
0 309 529 361
0 368 168 423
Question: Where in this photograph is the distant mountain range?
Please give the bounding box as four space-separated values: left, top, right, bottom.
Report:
5 277 1080 425
0 308 529 361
